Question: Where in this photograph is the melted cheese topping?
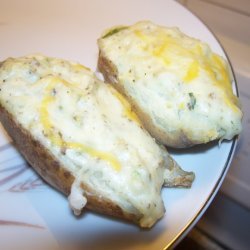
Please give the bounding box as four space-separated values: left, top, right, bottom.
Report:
0 54 167 227
68 180 87 215
99 21 242 144
39 77 121 171
107 84 141 125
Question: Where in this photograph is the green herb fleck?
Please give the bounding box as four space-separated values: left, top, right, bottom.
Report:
187 92 196 110
102 26 128 38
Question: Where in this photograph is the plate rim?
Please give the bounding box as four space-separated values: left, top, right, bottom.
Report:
165 3 240 248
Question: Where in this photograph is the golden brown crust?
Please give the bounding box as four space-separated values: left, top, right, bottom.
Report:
98 50 198 148
0 104 142 225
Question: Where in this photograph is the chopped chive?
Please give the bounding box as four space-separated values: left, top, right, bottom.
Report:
187 92 196 110
102 26 128 38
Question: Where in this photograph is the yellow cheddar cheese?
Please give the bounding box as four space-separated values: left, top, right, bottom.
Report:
98 21 243 147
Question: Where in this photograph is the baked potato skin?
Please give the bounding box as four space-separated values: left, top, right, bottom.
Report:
0 104 142 224
98 51 196 148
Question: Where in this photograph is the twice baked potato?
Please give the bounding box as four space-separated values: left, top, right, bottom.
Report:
0 55 194 228
98 21 243 148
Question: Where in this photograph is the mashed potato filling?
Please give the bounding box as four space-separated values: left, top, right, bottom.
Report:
98 21 242 146
1 54 179 227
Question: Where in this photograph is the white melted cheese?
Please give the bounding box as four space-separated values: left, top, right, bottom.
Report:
0 54 167 227
98 21 243 145
68 180 87 216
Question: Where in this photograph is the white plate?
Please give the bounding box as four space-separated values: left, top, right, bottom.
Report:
0 0 239 249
